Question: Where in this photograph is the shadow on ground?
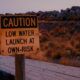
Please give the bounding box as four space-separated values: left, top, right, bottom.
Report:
0 71 15 80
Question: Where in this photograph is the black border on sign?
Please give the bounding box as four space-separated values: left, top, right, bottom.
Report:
0 15 38 29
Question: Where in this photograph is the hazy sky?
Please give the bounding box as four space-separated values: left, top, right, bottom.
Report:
0 0 80 13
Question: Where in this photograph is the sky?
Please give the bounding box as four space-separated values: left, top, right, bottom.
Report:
0 0 80 13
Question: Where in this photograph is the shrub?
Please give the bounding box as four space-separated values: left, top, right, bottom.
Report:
52 52 61 60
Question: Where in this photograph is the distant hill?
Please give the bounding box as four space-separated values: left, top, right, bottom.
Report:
2 6 80 21
37 6 80 21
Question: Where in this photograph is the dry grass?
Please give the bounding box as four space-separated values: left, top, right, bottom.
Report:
60 58 80 67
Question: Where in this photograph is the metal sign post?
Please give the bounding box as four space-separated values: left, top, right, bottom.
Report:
15 54 25 80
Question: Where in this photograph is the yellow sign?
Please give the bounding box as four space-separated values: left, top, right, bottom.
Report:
0 15 39 55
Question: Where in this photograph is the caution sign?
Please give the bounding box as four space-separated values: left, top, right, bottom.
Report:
0 15 39 55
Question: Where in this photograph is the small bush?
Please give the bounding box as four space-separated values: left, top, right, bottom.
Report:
52 52 61 60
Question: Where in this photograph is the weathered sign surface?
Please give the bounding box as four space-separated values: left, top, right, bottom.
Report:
0 15 39 55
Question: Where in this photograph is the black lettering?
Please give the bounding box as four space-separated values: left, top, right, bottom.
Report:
6 38 27 45
8 47 20 53
1 16 37 28
19 31 25 36
6 31 16 37
29 38 34 43
6 40 9 45
22 46 33 52
19 30 34 36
